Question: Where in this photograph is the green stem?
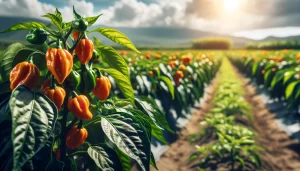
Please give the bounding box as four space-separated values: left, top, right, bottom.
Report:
67 151 87 156
60 90 70 161
26 51 45 63
63 28 73 50
47 40 56 46
66 117 78 131
83 117 101 127
69 32 85 53
231 147 235 171
50 75 56 89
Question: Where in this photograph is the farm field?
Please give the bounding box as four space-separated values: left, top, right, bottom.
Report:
1 3 300 171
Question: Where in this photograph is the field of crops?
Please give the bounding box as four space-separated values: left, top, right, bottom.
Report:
1 7 300 171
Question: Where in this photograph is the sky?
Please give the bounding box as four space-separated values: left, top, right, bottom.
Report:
0 0 300 40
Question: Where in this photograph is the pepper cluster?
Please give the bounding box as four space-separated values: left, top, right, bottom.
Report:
9 18 112 152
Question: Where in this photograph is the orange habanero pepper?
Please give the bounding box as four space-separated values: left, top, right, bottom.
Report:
10 61 40 90
66 126 88 149
92 76 111 101
46 48 73 84
44 86 66 112
68 95 93 120
75 38 94 64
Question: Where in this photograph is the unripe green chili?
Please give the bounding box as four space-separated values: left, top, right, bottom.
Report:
26 28 48 44
79 64 96 94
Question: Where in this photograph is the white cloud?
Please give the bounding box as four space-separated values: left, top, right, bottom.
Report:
0 0 299 39
233 27 300 40
0 0 97 22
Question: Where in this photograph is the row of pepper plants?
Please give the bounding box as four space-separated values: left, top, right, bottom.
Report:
119 51 221 136
228 50 300 113
189 58 262 171
0 7 222 171
0 7 176 171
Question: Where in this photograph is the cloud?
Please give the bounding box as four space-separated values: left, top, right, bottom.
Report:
0 0 98 22
0 0 300 39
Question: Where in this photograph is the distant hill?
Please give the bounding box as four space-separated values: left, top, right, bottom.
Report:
0 16 299 49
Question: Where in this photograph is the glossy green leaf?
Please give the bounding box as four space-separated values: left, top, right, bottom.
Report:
9 86 57 170
72 6 82 19
87 146 122 171
89 28 139 53
101 112 149 171
285 80 300 99
43 13 62 31
0 43 39 82
0 22 51 33
97 46 129 77
99 68 134 105
135 96 174 133
84 14 102 26
159 76 175 99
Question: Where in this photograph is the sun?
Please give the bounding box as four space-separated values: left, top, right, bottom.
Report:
223 0 240 12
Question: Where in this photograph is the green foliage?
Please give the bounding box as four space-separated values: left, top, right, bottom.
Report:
0 7 173 171
191 58 262 170
246 41 300 50
192 38 232 50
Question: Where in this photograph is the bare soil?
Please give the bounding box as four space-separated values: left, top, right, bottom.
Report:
151 68 300 171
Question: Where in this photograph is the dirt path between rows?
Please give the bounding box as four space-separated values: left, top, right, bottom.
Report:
151 65 300 171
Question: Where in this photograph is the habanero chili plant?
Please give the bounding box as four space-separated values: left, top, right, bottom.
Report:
0 7 171 171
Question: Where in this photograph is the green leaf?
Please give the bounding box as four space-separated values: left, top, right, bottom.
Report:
135 96 174 133
115 148 131 171
42 13 62 31
97 46 129 77
0 106 13 171
87 146 122 171
0 43 39 82
89 28 139 53
101 112 150 171
9 86 58 170
54 8 63 22
235 156 245 168
0 21 51 33
85 14 102 26
150 152 158 170
251 62 259 77
72 6 82 19
93 37 102 47
127 108 168 145
158 76 175 99
285 80 300 99
0 81 11 95
99 68 134 104
283 71 295 84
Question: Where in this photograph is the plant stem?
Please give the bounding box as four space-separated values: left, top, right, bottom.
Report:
231 147 235 171
60 90 70 161
69 32 85 53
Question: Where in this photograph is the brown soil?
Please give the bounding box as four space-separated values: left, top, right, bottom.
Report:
151 67 300 171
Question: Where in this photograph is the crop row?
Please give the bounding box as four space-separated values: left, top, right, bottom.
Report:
229 50 300 113
190 58 262 171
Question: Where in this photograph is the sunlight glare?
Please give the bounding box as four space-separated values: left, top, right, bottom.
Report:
223 0 239 12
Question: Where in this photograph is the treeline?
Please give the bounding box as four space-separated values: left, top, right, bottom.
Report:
246 40 300 50
192 38 232 50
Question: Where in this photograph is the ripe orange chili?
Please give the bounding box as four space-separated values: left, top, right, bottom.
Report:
72 31 80 40
40 79 50 92
75 38 94 64
92 76 111 101
149 71 154 77
46 48 73 84
44 86 66 112
10 61 40 90
68 95 93 120
66 126 88 149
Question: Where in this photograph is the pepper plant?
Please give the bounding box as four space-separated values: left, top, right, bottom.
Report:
0 7 171 171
